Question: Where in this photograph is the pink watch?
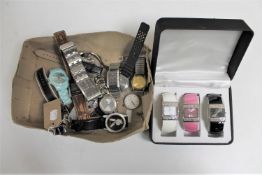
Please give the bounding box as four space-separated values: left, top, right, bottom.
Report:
182 93 200 136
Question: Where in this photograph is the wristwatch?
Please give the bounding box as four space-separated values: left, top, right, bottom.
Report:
124 93 141 123
104 113 128 133
99 94 117 114
161 92 179 136
207 94 226 137
119 22 149 89
182 93 200 136
48 68 72 106
70 113 128 133
53 31 102 101
81 52 103 76
35 67 58 102
107 63 120 96
70 83 91 120
131 57 147 93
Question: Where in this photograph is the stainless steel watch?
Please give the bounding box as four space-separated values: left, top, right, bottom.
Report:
107 63 120 96
59 41 102 101
103 113 128 133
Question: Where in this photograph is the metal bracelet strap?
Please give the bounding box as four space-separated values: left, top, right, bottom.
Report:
60 41 102 101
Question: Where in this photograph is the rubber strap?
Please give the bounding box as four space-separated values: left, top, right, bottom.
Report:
120 22 149 78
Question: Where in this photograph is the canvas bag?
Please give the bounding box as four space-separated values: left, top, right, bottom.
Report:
11 31 153 142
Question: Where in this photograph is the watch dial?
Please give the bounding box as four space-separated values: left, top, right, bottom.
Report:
99 95 117 114
106 114 126 132
210 108 225 118
124 93 140 110
131 75 146 90
163 106 177 116
52 72 66 84
184 108 198 118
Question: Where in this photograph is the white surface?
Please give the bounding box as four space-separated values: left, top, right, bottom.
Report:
152 87 232 143
155 30 242 88
1 0 262 173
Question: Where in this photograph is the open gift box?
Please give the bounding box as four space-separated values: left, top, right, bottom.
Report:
150 18 253 145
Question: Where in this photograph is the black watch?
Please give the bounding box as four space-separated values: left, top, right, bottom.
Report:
207 94 226 137
120 22 149 79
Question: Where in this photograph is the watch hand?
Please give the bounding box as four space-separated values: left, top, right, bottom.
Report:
131 101 136 106
110 121 116 128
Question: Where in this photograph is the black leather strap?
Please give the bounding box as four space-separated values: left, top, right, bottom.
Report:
207 94 223 104
35 67 57 102
210 122 224 134
71 117 106 132
120 22 149 78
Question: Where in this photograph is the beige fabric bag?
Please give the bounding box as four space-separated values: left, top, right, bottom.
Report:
11 31 153 143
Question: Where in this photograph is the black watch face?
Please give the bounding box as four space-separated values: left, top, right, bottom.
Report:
106 114 126 132
210 108 225 118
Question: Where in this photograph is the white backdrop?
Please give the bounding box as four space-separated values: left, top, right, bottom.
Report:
1 0 262 173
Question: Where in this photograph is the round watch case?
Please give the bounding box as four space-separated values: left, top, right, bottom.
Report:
124 93 141 110
131 75 146 90
104 113 127 133
99 94 117 114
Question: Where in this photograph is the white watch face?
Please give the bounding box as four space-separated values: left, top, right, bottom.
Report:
99 95 117 114
124 93 140 110
163 106 177 116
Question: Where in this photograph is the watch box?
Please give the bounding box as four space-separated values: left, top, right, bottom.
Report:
150 18 253 145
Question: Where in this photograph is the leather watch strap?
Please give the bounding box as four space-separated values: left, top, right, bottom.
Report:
35 67 57 102
70 83 90 120
71 117 105 132
120 22 149 78
53 30 71 77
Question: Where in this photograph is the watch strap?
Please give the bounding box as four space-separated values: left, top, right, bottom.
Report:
161 120 177 136
53 31 71 77
207 94 223 104
35 67 57 102
70 83 90 120
71 117 106 132
120 22 149 78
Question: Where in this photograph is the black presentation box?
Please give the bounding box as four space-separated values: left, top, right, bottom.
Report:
150 18 253 145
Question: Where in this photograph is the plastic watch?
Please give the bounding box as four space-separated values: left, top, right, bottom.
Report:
48 68 72 106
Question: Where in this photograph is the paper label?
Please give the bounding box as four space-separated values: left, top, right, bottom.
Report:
43 99 62 129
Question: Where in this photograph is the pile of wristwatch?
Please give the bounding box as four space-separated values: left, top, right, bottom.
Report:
35 22 150 135
161 93 226 137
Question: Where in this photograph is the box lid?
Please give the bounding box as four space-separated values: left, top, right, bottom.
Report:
151 18 253 87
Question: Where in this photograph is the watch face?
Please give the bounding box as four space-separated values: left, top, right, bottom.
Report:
99 95 117 114
184 108 198 118
131 75 146 90
210 108 225 118
51 72 66 84
124 93 140 110
119 74 130 90
105 113 126 133
49 68 69 90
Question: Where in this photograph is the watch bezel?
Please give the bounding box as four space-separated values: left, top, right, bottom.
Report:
104 113 127 133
